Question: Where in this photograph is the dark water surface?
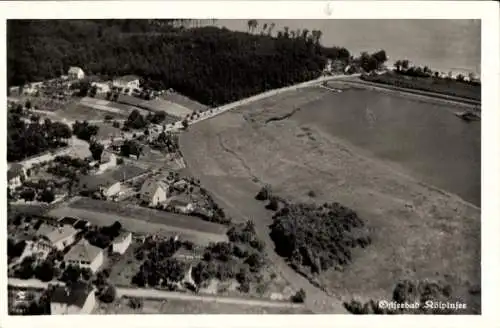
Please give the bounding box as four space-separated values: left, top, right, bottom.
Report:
294 88 481 206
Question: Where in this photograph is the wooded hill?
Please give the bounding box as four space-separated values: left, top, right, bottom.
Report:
8 20 351 106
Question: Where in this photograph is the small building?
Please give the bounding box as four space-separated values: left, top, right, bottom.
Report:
50 282 96 315
111 231 132 254
7 163 25 189
112 75 140 95
140 179 168 206
37 223 78 251
64 239 104 273
68 67 85 80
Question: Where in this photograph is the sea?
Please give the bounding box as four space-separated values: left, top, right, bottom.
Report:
215 19 481 77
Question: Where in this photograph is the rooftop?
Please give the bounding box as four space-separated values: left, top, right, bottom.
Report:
50 282 92 308
64 239 102 263
37 223 78 245
68 67 83 73
115 75 140 83
113 230 132 243
140 178 168 196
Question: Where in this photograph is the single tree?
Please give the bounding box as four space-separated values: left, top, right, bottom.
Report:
89 142 105 162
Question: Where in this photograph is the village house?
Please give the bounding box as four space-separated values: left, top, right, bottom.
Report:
50 282 96 315
112 75 140 95
64 239 104 273
68 67 85 80
111 231 133 254
7 163 25 189
36 223 78 251
140 179 168 206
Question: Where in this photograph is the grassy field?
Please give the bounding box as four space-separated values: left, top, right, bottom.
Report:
361 72 481 101
55 101 129 121
179 86 481 313
94 122 123 140
95 297 312 314
48 198 228 245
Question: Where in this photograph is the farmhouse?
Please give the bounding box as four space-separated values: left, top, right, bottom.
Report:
140 179 168 206
112 75 140 95
64 239 104 273
50 282 96 315
68 67 85 80
7 163 25 189
37 223 78 251
111 231 133 254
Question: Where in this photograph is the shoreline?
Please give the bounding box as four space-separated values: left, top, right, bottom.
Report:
338 77 480 107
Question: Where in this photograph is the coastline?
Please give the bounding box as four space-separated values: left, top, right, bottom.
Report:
331 77 480 108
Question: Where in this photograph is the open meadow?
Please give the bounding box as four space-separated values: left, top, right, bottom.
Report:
48 197 228 245
179 84 481 313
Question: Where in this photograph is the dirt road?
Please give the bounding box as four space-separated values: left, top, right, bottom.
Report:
117 287 304 309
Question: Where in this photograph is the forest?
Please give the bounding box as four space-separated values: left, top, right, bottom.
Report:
7 20 352 106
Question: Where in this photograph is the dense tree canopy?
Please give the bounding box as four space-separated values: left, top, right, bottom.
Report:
72 121 99 141
8 20 352 106
269 202 371 273
7 112 69 162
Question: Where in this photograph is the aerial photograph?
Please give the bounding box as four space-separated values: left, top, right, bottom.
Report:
6 19 480 315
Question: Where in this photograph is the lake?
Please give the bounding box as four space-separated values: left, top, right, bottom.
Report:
294 88 481 206
216 19 481 76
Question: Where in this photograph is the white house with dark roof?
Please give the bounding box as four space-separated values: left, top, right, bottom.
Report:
68 67 85 80
64 239 104 273
111 231 132 254
140 179 168 206
50 282 96 315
